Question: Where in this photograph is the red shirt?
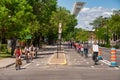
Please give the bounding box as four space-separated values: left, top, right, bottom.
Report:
15 49 21 56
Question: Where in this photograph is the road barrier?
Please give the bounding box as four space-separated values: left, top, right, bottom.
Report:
110 47 118 67
98 48 103 60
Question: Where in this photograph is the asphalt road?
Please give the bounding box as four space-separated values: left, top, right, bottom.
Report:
0 45 120 80
101 47 120 66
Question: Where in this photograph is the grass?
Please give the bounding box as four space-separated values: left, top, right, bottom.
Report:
0 52 11 59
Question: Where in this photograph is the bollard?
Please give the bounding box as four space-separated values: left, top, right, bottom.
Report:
98 48 103 60
110 47 118 67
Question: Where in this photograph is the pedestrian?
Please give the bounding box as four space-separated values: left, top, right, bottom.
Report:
34 45 39 58
80 43 84 56
92 41 99 65
68 40 71 48
83 42 89 58
77 43 81 53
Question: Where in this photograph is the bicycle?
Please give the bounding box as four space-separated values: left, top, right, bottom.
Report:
25 51 30 63
15 56 22 70
14 46 22 70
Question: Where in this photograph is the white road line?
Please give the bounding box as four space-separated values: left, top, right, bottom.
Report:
101 59 119 70
91 66 95 68
114 67 119 70
86 62 90 64
101 59 110 65
36 64 40 66
22 63 31 68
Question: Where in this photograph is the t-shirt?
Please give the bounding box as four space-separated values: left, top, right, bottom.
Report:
15 49 21 56
84 43 88 49
92 44 99 52
29 47 35 51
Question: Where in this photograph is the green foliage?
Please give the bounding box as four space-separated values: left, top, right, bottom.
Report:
0 44 7 52
108 14 120 33
67 28 89 42
90 10 120 47
0 52 11 59
49 7 77 43
75 28 88 42
0 0 35 41
0 0 78 45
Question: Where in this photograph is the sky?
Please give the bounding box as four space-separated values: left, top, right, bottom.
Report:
57 0 120 30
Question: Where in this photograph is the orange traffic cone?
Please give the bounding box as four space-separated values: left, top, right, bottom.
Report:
110 47 118 67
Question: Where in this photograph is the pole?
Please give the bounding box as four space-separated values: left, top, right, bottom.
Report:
57 41 58 58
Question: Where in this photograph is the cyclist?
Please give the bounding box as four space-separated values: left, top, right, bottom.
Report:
14 46 22 70
34 46 39 58
24 45 30 63
29 44 35 60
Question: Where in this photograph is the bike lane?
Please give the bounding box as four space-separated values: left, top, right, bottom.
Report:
64 47 120 70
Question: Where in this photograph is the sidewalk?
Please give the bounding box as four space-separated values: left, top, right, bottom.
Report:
0 45 67 69
0 58 15 69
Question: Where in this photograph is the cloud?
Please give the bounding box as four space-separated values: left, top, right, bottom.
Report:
76 7 114 30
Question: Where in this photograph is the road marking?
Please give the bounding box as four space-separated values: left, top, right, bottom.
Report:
101 59 110 65
25 66 119 70
36 64 40 66
101 59 119 70
114 67 119 70
91 66 95 68
86 62 89 64
22 63 31 68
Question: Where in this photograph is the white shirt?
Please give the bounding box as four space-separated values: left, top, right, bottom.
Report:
92 44 99 52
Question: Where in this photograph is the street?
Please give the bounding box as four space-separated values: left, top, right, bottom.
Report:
0 45 120 80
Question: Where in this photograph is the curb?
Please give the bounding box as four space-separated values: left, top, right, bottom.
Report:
0 58 24 69
48 52 67 65
0 62 15 69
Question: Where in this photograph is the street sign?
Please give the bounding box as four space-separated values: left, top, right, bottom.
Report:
25 34 32 39
58 23 62 34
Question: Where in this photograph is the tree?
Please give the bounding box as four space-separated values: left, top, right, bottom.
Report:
108 12 120 41
49 7 77 43
27 0 57 45
90 16 110 46
0 0 35 55
90 10 120 47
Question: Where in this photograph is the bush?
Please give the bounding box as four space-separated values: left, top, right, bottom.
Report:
113 45 119 49
0 44 7 52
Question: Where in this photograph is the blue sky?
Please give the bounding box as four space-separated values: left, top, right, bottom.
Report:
57 0 120 30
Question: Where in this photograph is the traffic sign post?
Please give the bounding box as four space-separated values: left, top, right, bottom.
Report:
57 23 62 58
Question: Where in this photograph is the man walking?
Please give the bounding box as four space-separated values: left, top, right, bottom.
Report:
92 41 99 65
83 42 89 58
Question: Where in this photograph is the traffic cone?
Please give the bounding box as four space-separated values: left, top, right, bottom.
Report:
98 48 103 60
110 47 118 67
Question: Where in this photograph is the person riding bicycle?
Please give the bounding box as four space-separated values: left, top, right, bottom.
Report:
14 46 22 70
24 45 30 63
29 44 35 60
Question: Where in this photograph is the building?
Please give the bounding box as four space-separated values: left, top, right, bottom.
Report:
72 2 85 17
